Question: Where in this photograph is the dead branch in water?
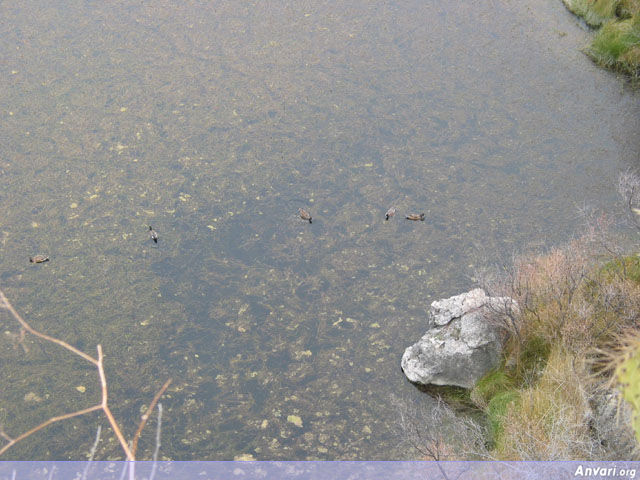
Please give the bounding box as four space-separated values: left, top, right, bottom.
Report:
131 380 171 458
0 289 172 460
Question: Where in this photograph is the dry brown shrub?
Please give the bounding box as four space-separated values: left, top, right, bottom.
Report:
480 227 640 357
479 237 594 357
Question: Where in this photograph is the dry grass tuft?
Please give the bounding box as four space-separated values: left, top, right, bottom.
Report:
495 349 598 460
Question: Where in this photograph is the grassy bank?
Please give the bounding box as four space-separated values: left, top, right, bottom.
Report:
470 240 640 459
563 0 640 77
398 231 640 460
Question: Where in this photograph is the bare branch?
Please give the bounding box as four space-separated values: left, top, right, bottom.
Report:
131 379 172 458
94 345 134 460
0 289 170 461
391 394 488 462
618 169 640 234
0 290 98 365
149 403 163 480
82 426 102 480
0 404 102 456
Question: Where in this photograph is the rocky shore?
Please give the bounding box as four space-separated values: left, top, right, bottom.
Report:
401 289 515 389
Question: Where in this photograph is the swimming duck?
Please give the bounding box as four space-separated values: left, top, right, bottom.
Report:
29 255 49 263
385 207 396 220
149 226 158 243
405 213 425 221
298 208 312 223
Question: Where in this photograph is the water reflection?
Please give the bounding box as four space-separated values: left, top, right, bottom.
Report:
0 0 639 461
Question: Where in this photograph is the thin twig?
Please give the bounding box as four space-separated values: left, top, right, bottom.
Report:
0 426 12 442
0 288 170 462
0 404 102 456
96 345 134 461
82 425 102 480
131 379 172 458
118 462 128 480
149 403 163 480
0 291 97 365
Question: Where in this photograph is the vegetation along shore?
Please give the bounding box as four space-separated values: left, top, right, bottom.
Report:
399 174 640 460
396 2 640 459
563 0 640 78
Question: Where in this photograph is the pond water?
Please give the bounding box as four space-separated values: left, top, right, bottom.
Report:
0 0 639 460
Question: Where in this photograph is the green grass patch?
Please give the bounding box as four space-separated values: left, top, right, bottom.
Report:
486 390 520 446
472 368 515 407
471 366 520 446
589 17 640 74
591 0 622 22
564 0 640 77
563 0 619 26
469 338 552 452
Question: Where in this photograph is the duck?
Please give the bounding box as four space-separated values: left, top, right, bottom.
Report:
29 255 49 263
405 213 425 221
385 207 396 220
298 208 312 223
149 226 158 243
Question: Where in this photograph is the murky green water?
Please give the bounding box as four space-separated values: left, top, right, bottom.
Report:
0 0 639 460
